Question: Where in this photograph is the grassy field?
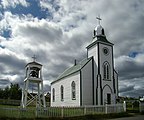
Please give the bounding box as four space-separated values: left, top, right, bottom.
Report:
0 112 133 120
0 105 35 118
0 105 104 118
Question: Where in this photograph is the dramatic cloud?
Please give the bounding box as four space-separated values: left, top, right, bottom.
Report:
1 0 29 8
0 0 144 98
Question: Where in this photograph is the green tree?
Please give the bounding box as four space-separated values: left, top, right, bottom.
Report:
3 86 10 99
0 83 22 100
9 83 22 100
0 88 4 98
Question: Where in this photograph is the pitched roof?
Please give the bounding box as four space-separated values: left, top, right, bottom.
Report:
96 36 113 44
86 36 113 49
26 61 42 67
51 57 93 84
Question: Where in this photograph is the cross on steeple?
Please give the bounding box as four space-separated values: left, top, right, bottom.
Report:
96 15 102 25
32 55 36 62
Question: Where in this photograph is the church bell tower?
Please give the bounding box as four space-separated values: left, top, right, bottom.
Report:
87 16 118 105
21 56 46 108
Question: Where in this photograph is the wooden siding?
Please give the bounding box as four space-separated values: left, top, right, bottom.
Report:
51 72 80 107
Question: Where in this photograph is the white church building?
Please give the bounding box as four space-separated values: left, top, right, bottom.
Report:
51 19 118 107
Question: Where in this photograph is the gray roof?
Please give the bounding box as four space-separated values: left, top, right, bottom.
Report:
87 36 113 49
25 61 42 67
51 57 93 84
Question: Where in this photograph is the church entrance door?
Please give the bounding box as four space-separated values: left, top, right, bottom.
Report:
107 93 111 104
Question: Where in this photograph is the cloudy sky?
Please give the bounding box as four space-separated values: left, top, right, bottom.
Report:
0 0 144 98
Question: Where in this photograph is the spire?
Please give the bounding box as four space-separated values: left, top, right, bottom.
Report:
93 15 105 38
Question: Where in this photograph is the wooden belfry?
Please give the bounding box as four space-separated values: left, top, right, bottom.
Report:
21 56 46 108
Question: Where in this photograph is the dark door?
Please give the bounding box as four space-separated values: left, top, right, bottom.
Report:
107 93 111 104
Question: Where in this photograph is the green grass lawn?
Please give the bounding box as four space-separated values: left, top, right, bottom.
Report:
0 105 36 118
0 104 141 120
0 112 133 120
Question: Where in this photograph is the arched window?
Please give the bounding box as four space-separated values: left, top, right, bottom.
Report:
71 81 76 100
103 62 110 80
52 88 55 102
61 85 64 101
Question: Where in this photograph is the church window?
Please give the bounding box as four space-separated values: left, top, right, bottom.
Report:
104 65 107 79
61 85 64 101
103 62 110 80
71 81 76 100
107 65 109 79
52 88 55 102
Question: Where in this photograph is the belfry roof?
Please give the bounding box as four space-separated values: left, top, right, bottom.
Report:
26 61 42 67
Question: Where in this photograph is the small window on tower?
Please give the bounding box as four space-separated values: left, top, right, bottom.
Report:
102 28 105 35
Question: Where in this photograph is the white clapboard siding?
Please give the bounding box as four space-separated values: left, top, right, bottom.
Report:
51 72 80 107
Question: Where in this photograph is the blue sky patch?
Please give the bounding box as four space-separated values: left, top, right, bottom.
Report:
129 52 139 58
1 29 11 38
2 0 50 20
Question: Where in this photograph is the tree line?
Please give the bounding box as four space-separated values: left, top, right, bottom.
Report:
0 83 22 100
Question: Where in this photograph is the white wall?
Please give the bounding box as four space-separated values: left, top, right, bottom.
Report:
98 43 115 104
51 72 80 107
87 44 98 67
99 43 113 81
87 44 98 105
81 59 93 105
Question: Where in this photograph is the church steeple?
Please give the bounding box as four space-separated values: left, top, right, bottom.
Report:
87 17 113 52
93 16 105 38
